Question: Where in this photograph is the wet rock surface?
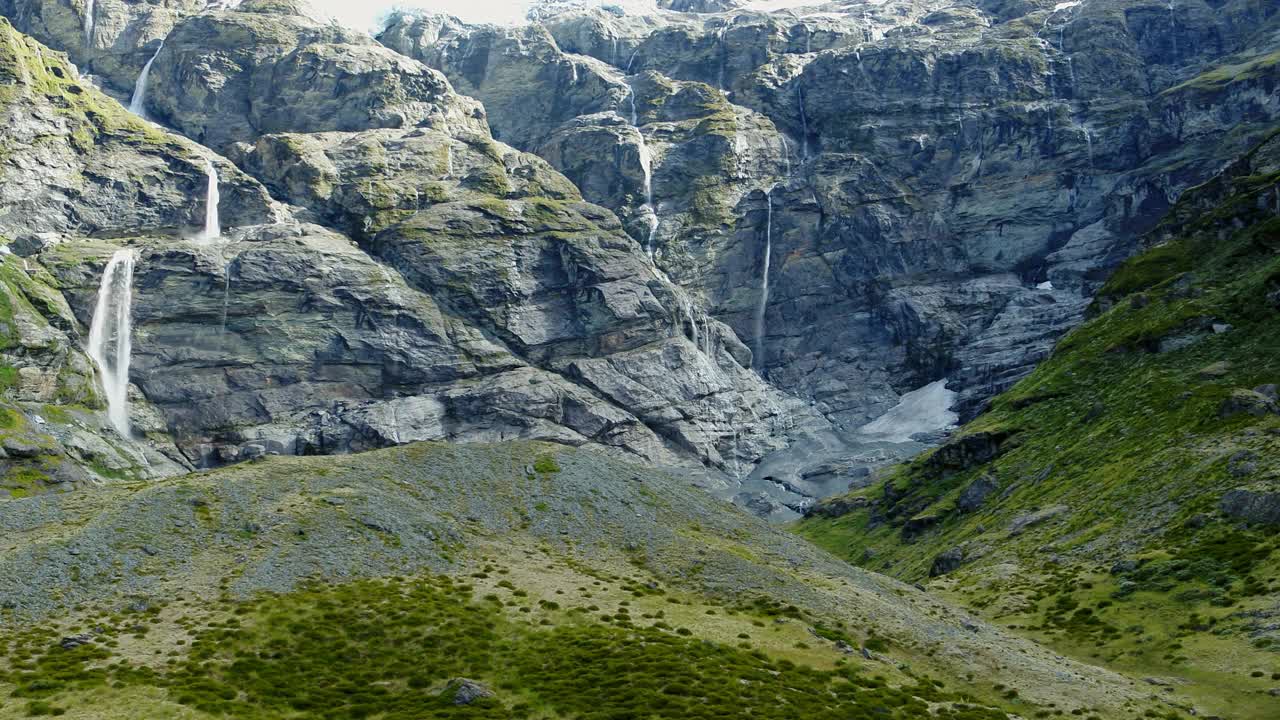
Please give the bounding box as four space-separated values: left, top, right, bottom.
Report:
0 0 1277 515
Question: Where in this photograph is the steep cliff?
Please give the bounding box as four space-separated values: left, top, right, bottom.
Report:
0 3 819 494
382 0 1280 428
0 0 1276 511
797 130 1280 719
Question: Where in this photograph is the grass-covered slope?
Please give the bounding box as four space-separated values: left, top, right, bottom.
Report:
796 131 1280 719
0 441 1177 719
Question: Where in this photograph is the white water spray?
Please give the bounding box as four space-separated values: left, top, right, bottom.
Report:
84 0 95 45
198 159 221 241
633 111 659 258
717 28 727 89
129 41 163 119
753 188 774 370
87 250 136 437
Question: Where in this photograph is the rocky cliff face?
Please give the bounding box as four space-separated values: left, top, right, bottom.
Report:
382 0 1280 427
0 2 819 495
0 0 1276 514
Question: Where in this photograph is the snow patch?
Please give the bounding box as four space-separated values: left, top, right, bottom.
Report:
1052 1 1082 12
1036 280 1054 290
858 380 958 443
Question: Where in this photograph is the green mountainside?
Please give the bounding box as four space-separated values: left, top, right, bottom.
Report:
796 131 1280 719
0 442 1167 719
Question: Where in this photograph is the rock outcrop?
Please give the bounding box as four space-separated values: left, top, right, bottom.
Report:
0 7 819 489
1 0 1277 513
382 0 1280 428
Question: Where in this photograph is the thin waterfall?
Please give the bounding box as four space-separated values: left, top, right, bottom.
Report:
626 49 639 73
87 250 136 437
628 85 639 126
198 159 221 241
753 188 774 370
84 0 95 45
128 40 164 118
635 121 659 258
716 28 727 90
677 293 699 349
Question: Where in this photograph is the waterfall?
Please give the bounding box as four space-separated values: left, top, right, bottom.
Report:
84 0 95 45
796 85 810 161
128 41 164 119
635 123 658 258
626 49 639 73
628 85 639 126
198 159 221 241
753 189 774 370
1084 127 1094 168
716 28 727 90
87 250 137 437
676 294 699 349
645 214 659 258
780 136 793 177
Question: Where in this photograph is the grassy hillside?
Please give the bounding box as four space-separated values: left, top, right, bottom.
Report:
795 132 1280 719
0 441 1178 719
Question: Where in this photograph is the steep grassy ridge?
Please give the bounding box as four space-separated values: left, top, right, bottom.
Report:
797 132 1280 719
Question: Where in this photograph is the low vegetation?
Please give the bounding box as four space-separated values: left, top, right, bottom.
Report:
796 131 1280 719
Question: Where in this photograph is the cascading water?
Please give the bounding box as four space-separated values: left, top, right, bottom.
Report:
716 27 727 90
677 293 699 349
84 0 95 45
198 159 221 241
753 188 774 370
632 106 659 258
128 40 164 119
87 250 136 437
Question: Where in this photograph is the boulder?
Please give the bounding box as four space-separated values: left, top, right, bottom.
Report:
929 547 966 577
444 678 494 705
1219 390 1278 418
957 475 998 513
1197 361 1232 380
1008 505 1069 536
1219 488 1280 526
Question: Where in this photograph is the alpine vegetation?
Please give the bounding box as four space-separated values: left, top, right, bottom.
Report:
0 1 1277 718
